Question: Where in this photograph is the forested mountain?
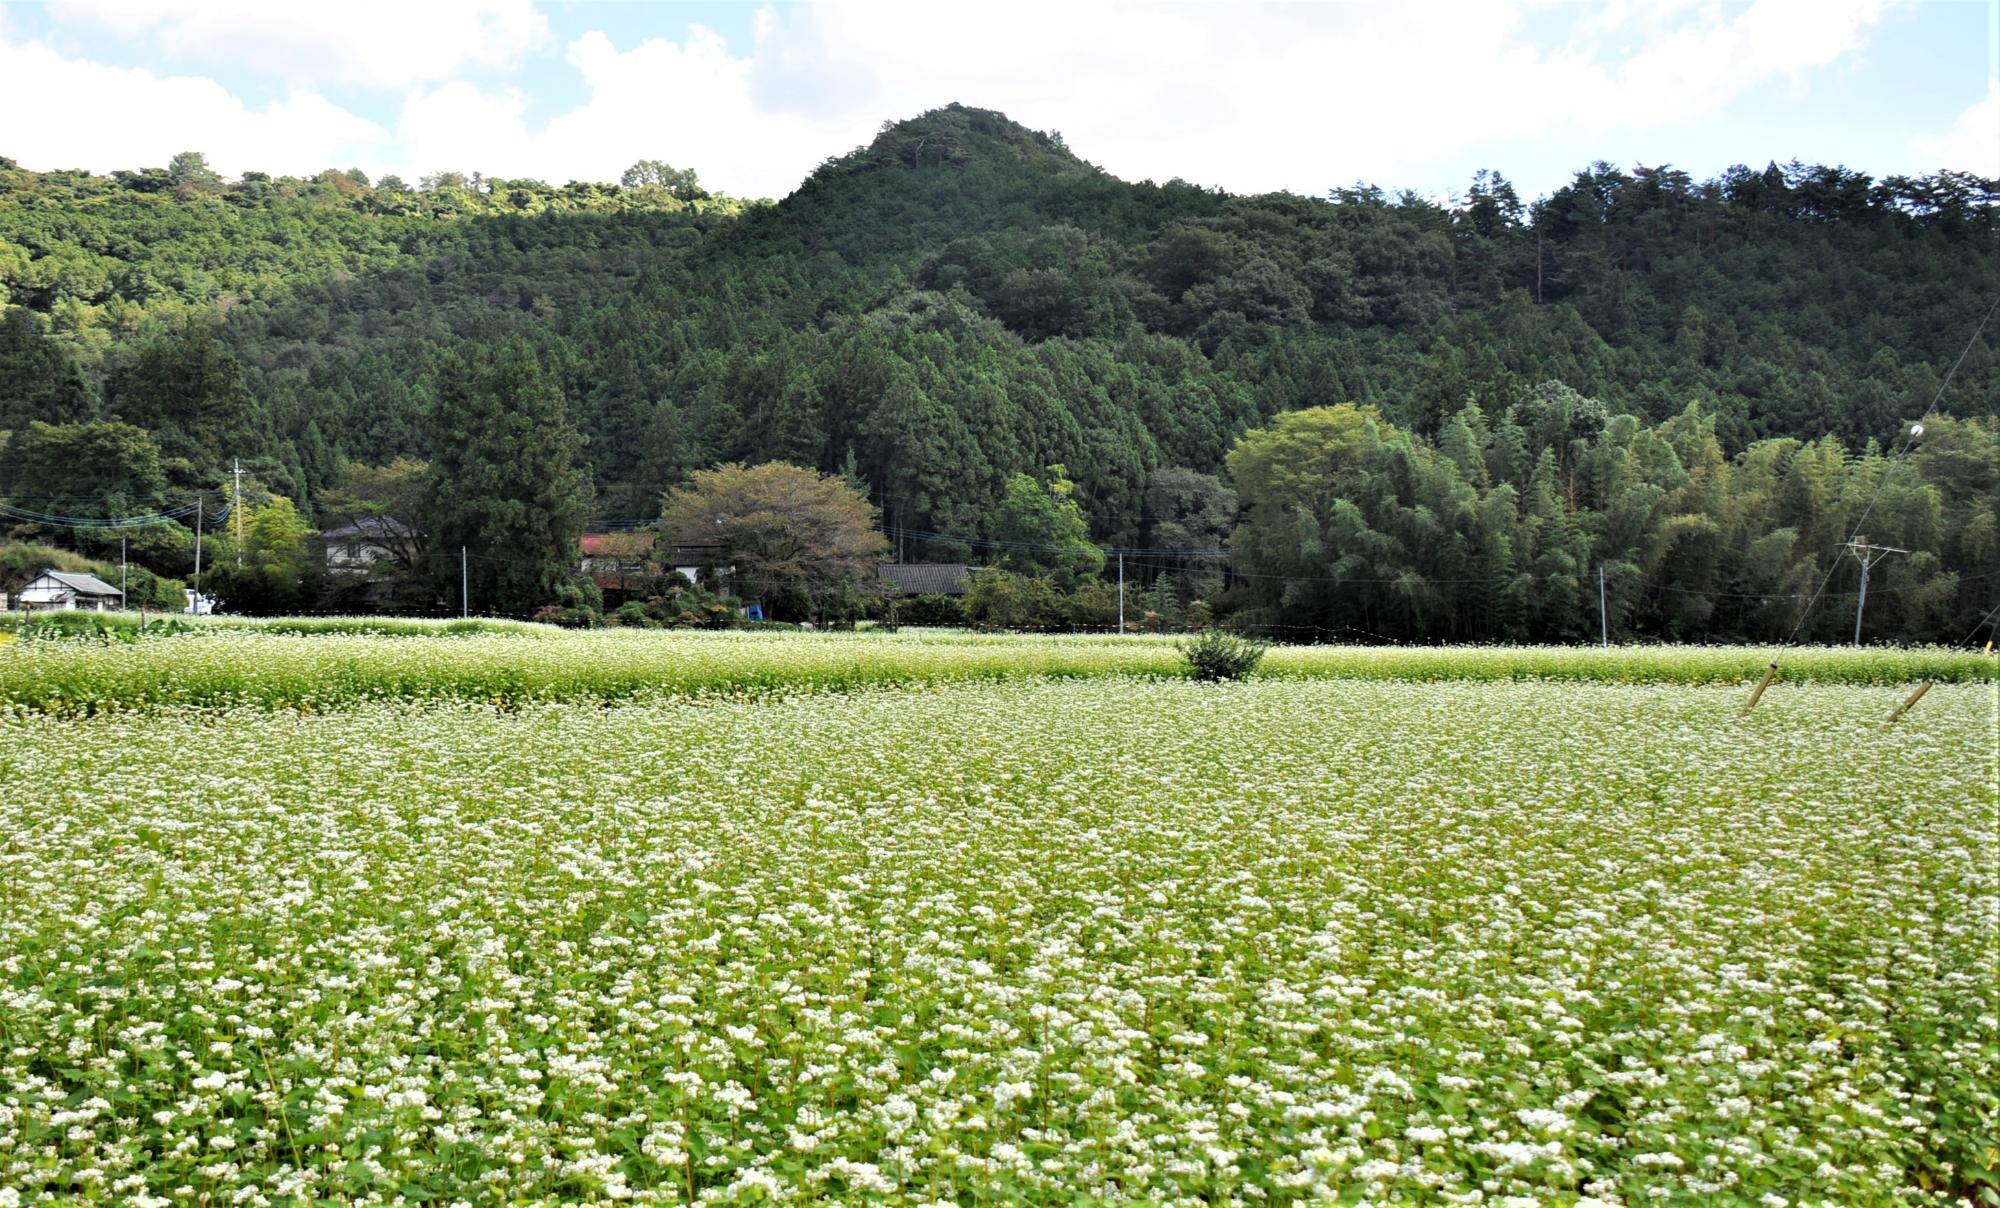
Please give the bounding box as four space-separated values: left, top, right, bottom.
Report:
1 104 1996 639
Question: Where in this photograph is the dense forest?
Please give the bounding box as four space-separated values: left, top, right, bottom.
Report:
1 104 1996 640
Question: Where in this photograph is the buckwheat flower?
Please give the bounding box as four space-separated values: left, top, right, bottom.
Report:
1515 1108 1571 1134
994 1080 1035 1112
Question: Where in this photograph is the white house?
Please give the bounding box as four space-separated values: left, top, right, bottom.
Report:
322 517 420 575
17 569 123 612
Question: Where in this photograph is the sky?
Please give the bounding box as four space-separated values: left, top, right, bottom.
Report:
0 0 1994 203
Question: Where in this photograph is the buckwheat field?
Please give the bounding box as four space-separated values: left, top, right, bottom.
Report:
0 632 1995 1206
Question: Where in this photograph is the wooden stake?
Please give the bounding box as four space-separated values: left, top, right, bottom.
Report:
1739 662 1779 718
1882 680 1934 729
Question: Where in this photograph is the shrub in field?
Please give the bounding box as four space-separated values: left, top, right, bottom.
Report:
18 611 143 642
1182 628 1269 679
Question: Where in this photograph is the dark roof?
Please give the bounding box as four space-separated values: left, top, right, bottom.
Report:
42 570 122 596
322 517 419 541
879 563 971 596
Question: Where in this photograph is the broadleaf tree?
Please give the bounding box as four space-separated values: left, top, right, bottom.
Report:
660 461 889 623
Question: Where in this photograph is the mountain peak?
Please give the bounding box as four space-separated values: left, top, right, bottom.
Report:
823 104 1087 179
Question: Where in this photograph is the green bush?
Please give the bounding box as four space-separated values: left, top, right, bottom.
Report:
894 593 966 627
963 568 1066 631
1181 629 1270 681
609 600 656 627
15 611 201 643
18 611 142 643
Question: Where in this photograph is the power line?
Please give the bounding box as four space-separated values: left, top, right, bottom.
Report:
1780 294 1997 647
1958 599 2000 648
875 523 1228 558
0 498 227 529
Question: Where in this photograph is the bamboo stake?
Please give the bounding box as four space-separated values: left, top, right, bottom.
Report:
1882 680 1934 729
1739 662 1779 718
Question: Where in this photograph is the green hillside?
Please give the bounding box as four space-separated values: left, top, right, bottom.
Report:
1 104 1996 640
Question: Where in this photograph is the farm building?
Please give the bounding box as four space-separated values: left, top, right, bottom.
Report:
321 517 421 575
878 564 971 597
17 569 123 612
581 535 731 593
580 532 656 588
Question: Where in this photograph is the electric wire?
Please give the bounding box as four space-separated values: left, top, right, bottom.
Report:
1779 295 1998 648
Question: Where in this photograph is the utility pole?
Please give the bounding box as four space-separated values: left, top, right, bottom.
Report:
1841 536 1909 646
1117 551 1125 634
192 498 203 614
232 457 243 565
460 546 469 619
120 536 127 611
1598 564 1608 647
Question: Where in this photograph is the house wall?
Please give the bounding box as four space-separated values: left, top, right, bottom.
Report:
36 592 113 613
327 542 394 572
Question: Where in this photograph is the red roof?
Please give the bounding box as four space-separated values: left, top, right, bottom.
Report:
581 532 656 556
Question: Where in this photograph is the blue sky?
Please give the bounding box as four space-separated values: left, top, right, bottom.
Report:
0 0 1993 202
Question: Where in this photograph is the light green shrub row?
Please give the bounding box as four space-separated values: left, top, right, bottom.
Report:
2 629 1991 714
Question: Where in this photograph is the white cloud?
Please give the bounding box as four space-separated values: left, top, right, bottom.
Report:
0 0 1953 198
1573 0 1893 123
378 25 861 195
44 0 551 90
0 37 385 175
1910 80 2000 175
427 0 1894 198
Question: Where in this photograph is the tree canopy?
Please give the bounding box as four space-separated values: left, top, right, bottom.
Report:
1 104 1995 637
660 461 889 622
424 341 592 618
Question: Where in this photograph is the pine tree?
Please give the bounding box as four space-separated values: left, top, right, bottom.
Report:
424 341 592 617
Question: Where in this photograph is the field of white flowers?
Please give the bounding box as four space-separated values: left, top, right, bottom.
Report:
1 627 1992 714
2 672 1994 1206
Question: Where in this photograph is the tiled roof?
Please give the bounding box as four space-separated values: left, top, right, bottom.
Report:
878 563 971 596
43 570 122 596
